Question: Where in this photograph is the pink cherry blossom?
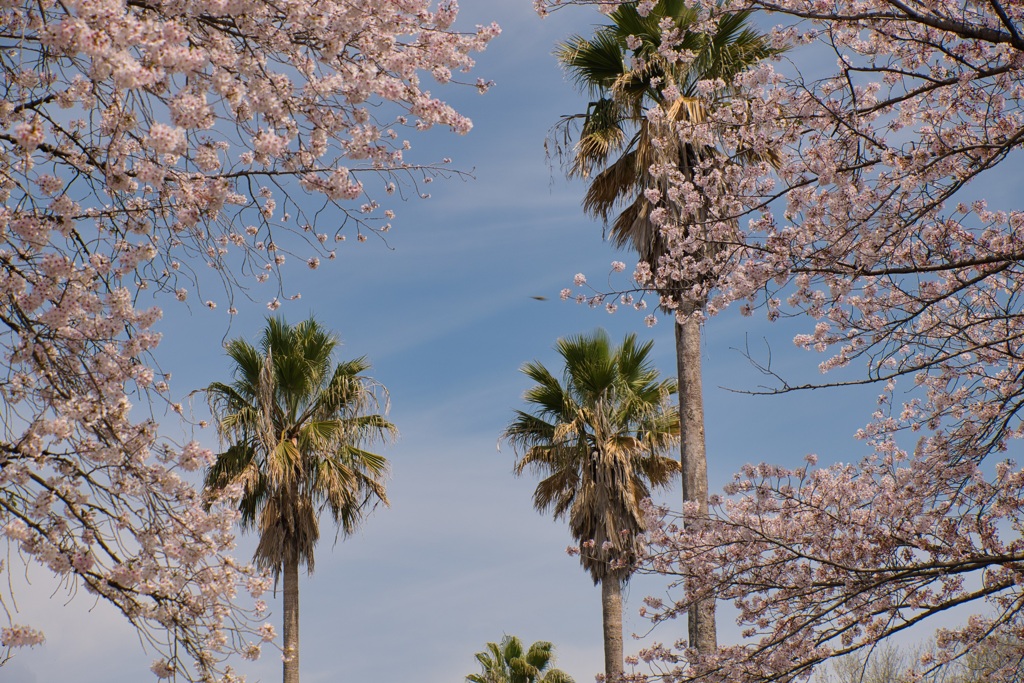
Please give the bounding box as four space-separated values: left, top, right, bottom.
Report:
539 1 1024 682
0 0 495 678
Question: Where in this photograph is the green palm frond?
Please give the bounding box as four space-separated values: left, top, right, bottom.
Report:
503 636 525 663
339 413 398 445
505 411 557 445
341 443 391 476
524 641 554 672
510 658 540 683
542 670 575 683
557 30 627 96
204 442 254 490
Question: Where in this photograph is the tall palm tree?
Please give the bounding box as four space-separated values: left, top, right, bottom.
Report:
466 636 575 683
504 330 680 681
204 316 395 683
554 0 779 652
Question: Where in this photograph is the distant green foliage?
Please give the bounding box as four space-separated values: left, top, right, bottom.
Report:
466 636 574 683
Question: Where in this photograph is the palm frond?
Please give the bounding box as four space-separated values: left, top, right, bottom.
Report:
581 146 644 220
542 670 575 683
556 30 627 96
636 452 681 489
533 466 582 518
505 411 559 452
204 442 256 491
667 95 708 124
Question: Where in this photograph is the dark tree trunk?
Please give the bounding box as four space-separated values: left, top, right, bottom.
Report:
601 578 625 681
675 317 717 653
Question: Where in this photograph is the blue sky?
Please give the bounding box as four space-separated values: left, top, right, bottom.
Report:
5 2 887 682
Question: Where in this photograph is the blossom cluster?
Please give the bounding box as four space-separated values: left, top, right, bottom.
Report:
540 0 1024 681
639 450 1024 683
0 0 494 678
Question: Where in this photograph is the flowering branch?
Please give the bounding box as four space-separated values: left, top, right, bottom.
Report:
0 0 496 678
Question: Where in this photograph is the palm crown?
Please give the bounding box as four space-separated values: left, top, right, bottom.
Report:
466 636 574 683
556 1 777 291
505 329 679 584
205 316 396 576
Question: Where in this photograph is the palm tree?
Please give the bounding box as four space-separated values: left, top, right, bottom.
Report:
466 636 575 683
554 0 779 652
504 330 680 681
204 316 395 683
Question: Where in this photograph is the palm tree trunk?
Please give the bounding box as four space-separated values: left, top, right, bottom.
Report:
675 316 717 653
283 556 300 683
601 578 624 682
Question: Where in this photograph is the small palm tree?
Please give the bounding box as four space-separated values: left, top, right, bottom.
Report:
504 330 679 681
554 0 780 652
204 316 395 683
466 636 574 683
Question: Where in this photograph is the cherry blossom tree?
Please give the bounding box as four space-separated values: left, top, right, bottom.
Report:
0 0 496 679
537 1 1024 683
